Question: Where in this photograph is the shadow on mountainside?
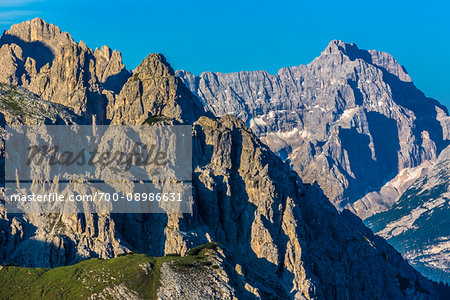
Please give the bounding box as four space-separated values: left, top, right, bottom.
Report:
339 112 400 205
112 213 168 257
380 70 449 154
191 123 296 298
0 215 83 268
345 46 449 156
103 69 131 94
0 34 55 72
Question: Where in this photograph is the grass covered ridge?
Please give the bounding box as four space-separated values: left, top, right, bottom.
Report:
0 242 220 300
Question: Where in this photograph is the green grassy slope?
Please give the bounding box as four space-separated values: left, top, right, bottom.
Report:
0 243 219 300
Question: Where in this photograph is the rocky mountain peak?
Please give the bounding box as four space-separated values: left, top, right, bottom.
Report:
319 39 373 65
134 53 175 78
178 40 449 217
110 53 204 125
0 18 131 121
321 39 358 56
319 39 412 82
2 17 75 56
94 45 116 63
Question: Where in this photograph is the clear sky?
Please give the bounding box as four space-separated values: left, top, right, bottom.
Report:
1 0 449 107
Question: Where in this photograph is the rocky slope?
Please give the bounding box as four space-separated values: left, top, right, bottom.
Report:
177 40 450 218
366 145 450 284
0 19 442 298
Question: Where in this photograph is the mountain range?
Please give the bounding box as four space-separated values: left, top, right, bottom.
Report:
176 40 450 285
177 40 450 218
0 18 448 298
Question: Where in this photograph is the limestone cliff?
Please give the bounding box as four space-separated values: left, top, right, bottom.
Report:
0 18 130 121
110 53 204 125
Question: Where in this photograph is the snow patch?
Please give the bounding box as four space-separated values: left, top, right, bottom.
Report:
340 108 358 120
314 105 326 112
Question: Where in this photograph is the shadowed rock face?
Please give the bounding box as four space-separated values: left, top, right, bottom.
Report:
0 20 442 298
177 40 450 218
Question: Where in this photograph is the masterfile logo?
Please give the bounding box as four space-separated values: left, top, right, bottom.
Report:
4 124 193 214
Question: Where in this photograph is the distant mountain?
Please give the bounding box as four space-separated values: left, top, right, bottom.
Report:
0 18 440 299
177 41 450 285
366 145 450 284
177 40 450 219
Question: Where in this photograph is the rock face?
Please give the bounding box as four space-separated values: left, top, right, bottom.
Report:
157 248 237 299
0 17 130 121
110 53 205 125
0 100 439 298
177 40 450 218
366 145 450 284
0 82 89 267
187 115 439 299
0 20 442 298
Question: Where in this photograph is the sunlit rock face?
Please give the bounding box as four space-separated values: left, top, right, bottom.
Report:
110 53 204 125
0 17 130 121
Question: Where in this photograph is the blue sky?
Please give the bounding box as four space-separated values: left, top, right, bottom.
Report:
1 0 449 107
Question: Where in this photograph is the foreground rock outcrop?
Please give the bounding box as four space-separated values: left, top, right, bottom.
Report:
0 247 237 299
